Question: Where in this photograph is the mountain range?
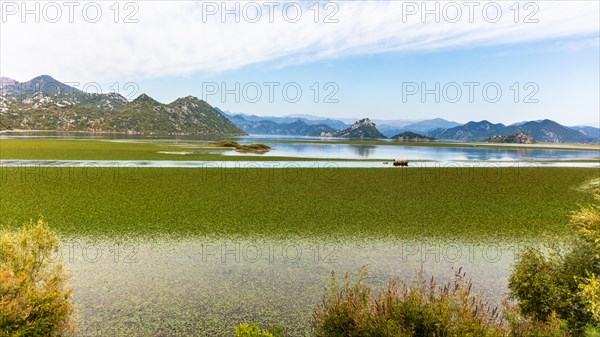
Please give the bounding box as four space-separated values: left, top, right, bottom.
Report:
221 113 599 143
219 110 338 136
428 120 597 143
0 75 245 135
220 111 348 130
378 118 462 137
1 75 598 142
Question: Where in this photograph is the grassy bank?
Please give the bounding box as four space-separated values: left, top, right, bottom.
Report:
0 167 597 239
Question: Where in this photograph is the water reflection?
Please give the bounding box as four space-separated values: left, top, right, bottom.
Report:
220 141 599 161
349 145 376 158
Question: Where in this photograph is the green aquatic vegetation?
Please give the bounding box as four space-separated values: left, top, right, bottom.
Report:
210 140 240 148
0 167 597 239
234 323 285 337
235 143 272 153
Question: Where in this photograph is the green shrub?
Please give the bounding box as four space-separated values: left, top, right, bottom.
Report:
313 268 482 337
579 274 600 321
508 247 563 322
503 302 567 337
0 219 75 336
311 266 564 337
509 189 600 333
311 266 372 337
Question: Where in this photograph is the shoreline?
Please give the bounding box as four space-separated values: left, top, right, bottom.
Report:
1 129 598 151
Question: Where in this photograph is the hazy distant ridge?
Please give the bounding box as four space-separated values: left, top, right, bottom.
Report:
428 120 597 143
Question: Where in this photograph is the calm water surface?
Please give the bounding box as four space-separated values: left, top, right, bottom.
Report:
2 132 598 162
65 236 530 336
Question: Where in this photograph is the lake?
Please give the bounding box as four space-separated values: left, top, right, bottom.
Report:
2 133 598 336
1 133 598 168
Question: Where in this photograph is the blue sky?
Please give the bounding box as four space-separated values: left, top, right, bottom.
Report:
139 38 600 125
2 1 599 126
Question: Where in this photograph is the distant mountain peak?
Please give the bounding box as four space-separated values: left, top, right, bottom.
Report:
171 95 201 103
0 74 82 95
31 74 57 81
133 93 159 104
290 119 308 125
470 120 493 125
0 76 17 83
323 117 386 139
351 118 376 128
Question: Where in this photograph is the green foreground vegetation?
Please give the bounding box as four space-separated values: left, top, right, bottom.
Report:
0 167 598 239
237 189 600 336
4 189 599 336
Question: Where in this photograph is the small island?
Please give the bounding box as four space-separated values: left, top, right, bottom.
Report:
485 131 536 144
390 131 435 142
210 140 272 153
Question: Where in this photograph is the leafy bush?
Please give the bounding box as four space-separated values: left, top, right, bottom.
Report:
311 266 564 337
312 266 372 337
508 247 564 322
579 274 600 321
509 189 600 333
503 302 567 337
0 220 75 336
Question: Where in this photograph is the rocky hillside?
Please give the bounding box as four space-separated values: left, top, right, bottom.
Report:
0 75 245 135
485 131 535 144
321 118 386 139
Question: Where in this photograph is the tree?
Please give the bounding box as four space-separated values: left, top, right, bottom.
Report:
1 220 75 336
509 189 600 333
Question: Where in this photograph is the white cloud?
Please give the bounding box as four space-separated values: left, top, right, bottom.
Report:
1 0 598 82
